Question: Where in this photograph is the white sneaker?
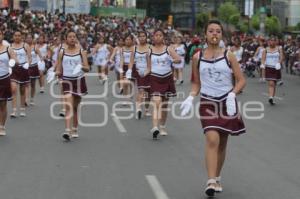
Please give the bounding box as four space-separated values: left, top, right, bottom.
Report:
160 125 168 136
205 179 217 197
19 108 26 117
59 109 65 117
145 111 152 117
215 176 223 193
71 127 79 138
29 99 35 106
0 126 6 136
40 87 45 93
150 127 160 140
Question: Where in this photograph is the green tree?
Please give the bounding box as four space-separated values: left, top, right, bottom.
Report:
196 12 209 31
296 22 300 30
265 15 282 35
218 2 240 26
250 14 260 30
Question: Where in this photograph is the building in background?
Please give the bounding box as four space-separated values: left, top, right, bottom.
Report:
272 0 300 27
137 0 273 30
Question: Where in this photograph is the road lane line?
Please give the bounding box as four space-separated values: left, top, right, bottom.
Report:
146 175 170 199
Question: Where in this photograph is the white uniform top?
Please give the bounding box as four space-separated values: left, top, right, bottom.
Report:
95 44 109 66
199 50 233 98
150 47 173 76
232 47 243 62
134 46 148 73
114 47 122 71
38 44 48 59
52 46 61 65
62 49 83 78
174 44 185 57
123 49 132 65
173 44 185 69
256 47 265 61
0 47 10 76
12 44 27 65
31 46 39 65
265 47 280 68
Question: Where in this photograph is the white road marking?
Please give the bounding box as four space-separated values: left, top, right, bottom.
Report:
262 93 283 100
146 175 170 199
111 113 128 135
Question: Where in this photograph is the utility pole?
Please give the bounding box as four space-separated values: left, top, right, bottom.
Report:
9 0 14 11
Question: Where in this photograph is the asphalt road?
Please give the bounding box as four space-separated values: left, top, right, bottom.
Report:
0 66 299 199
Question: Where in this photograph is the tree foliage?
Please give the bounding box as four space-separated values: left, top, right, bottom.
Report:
218 2 240 25
196 12 209 31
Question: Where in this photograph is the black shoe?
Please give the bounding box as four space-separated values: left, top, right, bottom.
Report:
180 80 184 84
62 132 70 141
269 98 275 105
151 127 160 140
136 110 142 120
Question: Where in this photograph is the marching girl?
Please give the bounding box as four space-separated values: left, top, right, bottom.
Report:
230 37 243 67
26 34 42 105
171 34 186 85
128 31 151 119
254 38 266 82
121 34 135 105
56 30 90 141
149 29 181 138
261 36 284 105
0 30 17 135
36 34 50 93
92 34 113 84
10 31 31 117
109 37 124 94
180 20 246 197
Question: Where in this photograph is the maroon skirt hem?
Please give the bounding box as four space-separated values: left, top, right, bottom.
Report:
62 76 88 97
149 73 176 98
0 74 12 101
265 67 281 81
199 97 246 136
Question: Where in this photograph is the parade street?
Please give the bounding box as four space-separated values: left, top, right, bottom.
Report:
0 66 299 199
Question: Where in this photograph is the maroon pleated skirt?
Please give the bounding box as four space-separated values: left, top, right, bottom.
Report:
61 76 88 96
265 66 281 81
149 72 176 98
199 93 246 136
10 65 30 84
28 64 40 79
0 73 12 101
136 73 150 89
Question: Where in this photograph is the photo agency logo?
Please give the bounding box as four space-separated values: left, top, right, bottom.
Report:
49 72 265 132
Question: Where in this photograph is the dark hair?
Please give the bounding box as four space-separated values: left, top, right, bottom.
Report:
65 30 77 39
153 28 165 37
204 20 224 34
124 33 134 40
138 31 147 37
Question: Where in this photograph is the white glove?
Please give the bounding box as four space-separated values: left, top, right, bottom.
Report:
260 64 265 69
8 67 12 75
275 63 281 70
46 69 56 84
37 60 45 71
22 63 29 70
126 69 132 79
180 96 194 116
72 64 83 76
226 92 236 116
8 59 16 68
